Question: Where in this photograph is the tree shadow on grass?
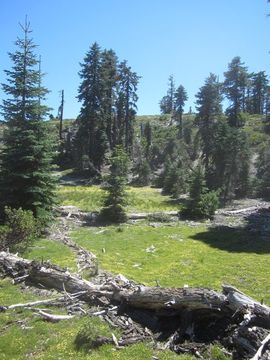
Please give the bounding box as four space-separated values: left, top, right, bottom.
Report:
190 209 270 254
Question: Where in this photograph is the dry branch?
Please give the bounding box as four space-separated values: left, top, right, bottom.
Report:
37 310 75 322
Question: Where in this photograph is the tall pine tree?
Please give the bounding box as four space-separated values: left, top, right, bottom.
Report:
223 56 248 127
174 85 188 138
116 60 139 153
195 73 223 185
76 42 106 172
0 19 55 222
100 49 118 148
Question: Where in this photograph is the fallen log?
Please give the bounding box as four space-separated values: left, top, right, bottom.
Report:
0 251 228 312
1 251 270 359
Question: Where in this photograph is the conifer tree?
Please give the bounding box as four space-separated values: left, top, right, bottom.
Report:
182 164 219 219
116 60 139 153
100 49 118 148
100 146 129 223
77 42 106 172
211 121 250 201
174 85 188 137
160 75 176 117
195 73 223 184
223 57 248 127
250 71 268 115
0 19 56 223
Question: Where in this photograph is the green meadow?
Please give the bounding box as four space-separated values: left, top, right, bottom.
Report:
1 185 269 359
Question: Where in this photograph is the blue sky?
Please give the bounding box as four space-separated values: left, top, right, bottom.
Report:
0 0 269 118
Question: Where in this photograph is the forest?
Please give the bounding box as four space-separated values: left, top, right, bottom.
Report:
0 19 270 360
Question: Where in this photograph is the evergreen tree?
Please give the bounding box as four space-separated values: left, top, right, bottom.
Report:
223 56 249 127
116 60 139 153
182 165 219 219
211 121 250 202
0 20 55 223
195 73 223 184
250 71 268 114
100 146 129 223
160 75 176 120
143 121 152 159
100 49 118 148
174 85 188 137
161 138 191 197
256 140 270 198
77 42 106 171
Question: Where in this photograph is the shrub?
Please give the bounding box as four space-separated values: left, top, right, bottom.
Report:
181 165 219 219
147 212 173 222
74 318 115 352
74 320 102 352
99 204 128 224
134 159 152 186
0 207 39 253
198 191 219 219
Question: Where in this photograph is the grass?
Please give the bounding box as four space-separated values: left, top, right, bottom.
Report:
24 238 77 272
1 179 269 358
71 223 270 304
0 222 238 359
58 185 179 213
0 280 196 359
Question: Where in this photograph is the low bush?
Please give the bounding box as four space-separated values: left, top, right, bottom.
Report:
0 207 39 253
98 204 128 224
198 191 220 219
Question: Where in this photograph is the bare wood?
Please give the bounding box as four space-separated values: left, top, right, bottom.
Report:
7 298 60 310
2 251 270 316
120 286 227 311
250 333 270 360
37 310 74 322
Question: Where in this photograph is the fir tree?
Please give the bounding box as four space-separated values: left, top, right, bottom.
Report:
77 42 105 171
195 73 223 184
116 60 139 153
100 49 118 148
0 19 56 223
250 71 268 115
211 121 250 202
174 85 188 138
100 146 129 223
183 165 219 219
160 75 176 118
223 56 249 127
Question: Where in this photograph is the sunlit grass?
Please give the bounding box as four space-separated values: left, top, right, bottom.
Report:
58 185 179 213
71 223 270 305
0 283 196 360
25 238 77 272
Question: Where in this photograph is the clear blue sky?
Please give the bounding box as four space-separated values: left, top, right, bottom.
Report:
0 0 269 118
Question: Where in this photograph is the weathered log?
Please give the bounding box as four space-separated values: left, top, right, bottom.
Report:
1 251 270 317
1 251 270 359
0 252 228 312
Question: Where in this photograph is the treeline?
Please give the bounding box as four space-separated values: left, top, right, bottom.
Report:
132 57 270 217
1 19 270 233
57 54 270 217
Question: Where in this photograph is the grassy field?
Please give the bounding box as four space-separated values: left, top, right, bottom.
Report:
0 279 196 359
25 238 78 272
58 185 179 213
71 223 270 304
1 183 269 359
